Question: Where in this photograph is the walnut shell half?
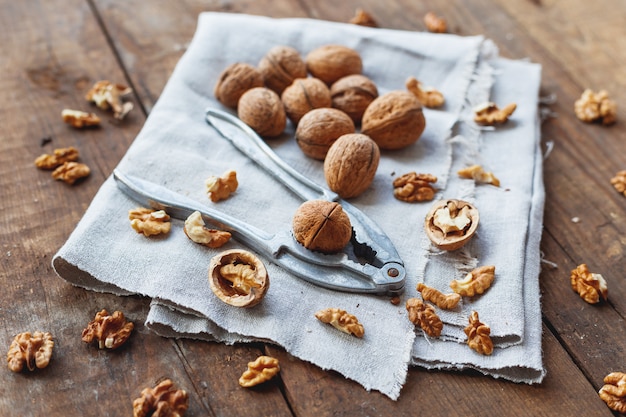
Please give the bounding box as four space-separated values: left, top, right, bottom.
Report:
208 249 269 308
424 199 479 251
292 200 352 253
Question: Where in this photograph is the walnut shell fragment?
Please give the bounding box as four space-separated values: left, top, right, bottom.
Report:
349 8 378 27
323 133 380 199
424 199 479 251
258 45 307 95
7 331 54 372
209 249 269 308
330 74 378 123
239 356 281 388
570 263 608 304
184 211 231 248
417 283 461 310
306 44 363 85
214 62 264 108
295 107 355 160
598 372 626 414
81 309 134 349
281 77 331 125
315 308 364 338
361 91 426 150
133 379 188 417
405 298 443 338
464 311 493 355
393 172 437 202
238 87 286 137
292 200 352 253
450 265 495 297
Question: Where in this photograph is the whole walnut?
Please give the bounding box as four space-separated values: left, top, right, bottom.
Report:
281 77 331 125
292 200 352 253
295 108 355 160
214 62 264 108
258 46 308 94
305 45 363 85
361 90 426 150
238 87 286 137
330 74 378 124
324 133 380 199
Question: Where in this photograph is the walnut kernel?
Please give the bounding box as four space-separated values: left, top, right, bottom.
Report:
129 207 172 237
349 8 378 27
306 44 363 85
214 62 264 108
281 77 331 125
424 12 447 33
81 309 134 349
239 356 281 388
574 89 617 125
205 170 238 202
61 109 101 128
405 76 445 108
324 133 380 199
425 199 479 251
34 146 79 170
209 249 269 308
315 308 364 338
473 102 517 125
133 379 188 417
330 74 378 123
417 283 461 310
361 91 426 150
405 298 443 338
258 45 307 95
292 200 352 253
184 211 231 248
598 372 626 414
450 265 496 297
393 172 437 202
611 171 626 197
570 263 608 304
52 161 90 184
7 331 54 372
457 164 500 186
464 311 493 355
237 87 286 137
85 80 133 120
295 107 355 160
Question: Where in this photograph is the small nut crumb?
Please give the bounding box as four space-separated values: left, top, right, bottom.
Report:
457 164 500 186
132 379 188 417
393 172 437 202
598 372 626 414
450 265 496 297
209 249 269 308
473 102 517 125
81 309 134 349
51 161 90 184
424 11 447 33
205 170 238 202
574 89 617 125
7 331 54 372
570 263 608 304
129 207 171 237
405 298 443 338
349 8 378 27
417 283 461 310
239 356 280 388
315 308 364 338
405 76 445 108
464 311 493 355
184 211 231 248
34 146 79 170
610 171 626 197
61 109 101 128
390 296 401 306
85 80 134 120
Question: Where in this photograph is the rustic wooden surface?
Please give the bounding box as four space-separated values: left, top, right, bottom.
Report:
1 0 625 415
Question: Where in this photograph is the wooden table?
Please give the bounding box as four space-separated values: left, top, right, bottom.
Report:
2 1 625 415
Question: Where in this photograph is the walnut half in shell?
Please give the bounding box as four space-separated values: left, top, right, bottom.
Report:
208 249 269 308
424 199 479 251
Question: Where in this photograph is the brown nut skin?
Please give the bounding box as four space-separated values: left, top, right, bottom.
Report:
330 74 378 124
361 91 426 150
324 133 380 199
424 199 479 251
305 45 363 85
292 200 352 253
281 77 332 125
258 45 307 95
295 108 355 160
208 249 269 308
214 62 264 108
238 87 286 138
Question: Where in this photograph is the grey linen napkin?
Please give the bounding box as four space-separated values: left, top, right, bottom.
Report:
52 13 545 399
